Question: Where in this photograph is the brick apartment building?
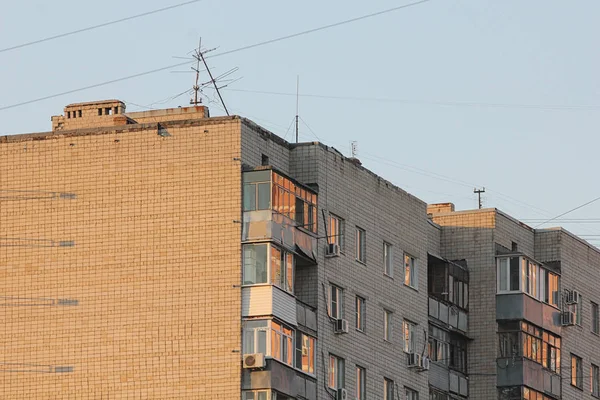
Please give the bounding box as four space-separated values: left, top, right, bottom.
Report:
0 100 598 399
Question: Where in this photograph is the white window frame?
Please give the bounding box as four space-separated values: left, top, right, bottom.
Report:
295 332 315 376
242 319 294 367
356 296 366 332
497 257 521 293
242 390 271 400
403 320 416 353
242 243 294 294
328 284 343 320
384 310 392 341
404 253 418 289
328 354 345 390
356 227 366 263
384 242 393 277
593 302 600 335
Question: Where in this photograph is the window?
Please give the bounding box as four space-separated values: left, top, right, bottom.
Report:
404 254 418 288
328 284 343 319
497 257 560 308
243 244 268 285
243 170 271 211
328 354 345 390
592 364 600 397
328 214 345 249
261 154 269 166
243 243 294 293
573 293 583 326
356 296 365 332
270 246 294 293
243 390 269 400
271 321 294 366
356 366 366 400
384 378 394 400
403 320 416 353
242 320 294 367
449 335 467 373
593 302 599 334
498 321 561 373
571 354 582 389
272 171 318 233
97 108 102 116
429 389 448 400
295 332 315 375
356 227 366 263
243 320 268 355
384 242 393 276
428 325 449 364
384 310 392 341
405 387 419 400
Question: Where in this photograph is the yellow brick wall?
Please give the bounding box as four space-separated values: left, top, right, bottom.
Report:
0 118 242 399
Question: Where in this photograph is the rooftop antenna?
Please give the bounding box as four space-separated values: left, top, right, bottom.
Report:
474 187 485 209
191 37 202 106
195 37 230 116
295 75 300 143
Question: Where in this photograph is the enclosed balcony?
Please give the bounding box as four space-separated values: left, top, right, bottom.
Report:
242 169 318 264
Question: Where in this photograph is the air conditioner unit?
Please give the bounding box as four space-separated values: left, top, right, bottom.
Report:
566 290 580 305
561 311 575 326
407 353 421 368
419 356 430 371
336 388 348 400
243 353 266 369
334 319 349 334
325 243 341 258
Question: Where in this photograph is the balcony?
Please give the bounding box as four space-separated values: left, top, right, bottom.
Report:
242 359 317 400
496 358 561 397
429 297 468 333
496 293 561 335
242 284 297 326
242 210 317 263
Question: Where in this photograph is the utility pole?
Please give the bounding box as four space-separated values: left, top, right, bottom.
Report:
474 187 485 209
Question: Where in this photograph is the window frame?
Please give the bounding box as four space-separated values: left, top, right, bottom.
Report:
355 227 366 264
571 353 583 389
403 320 416 353
328 284 344 320
356 366 366 400
294 332 315 376
242 319 295 367
328 354 345 390
384 310 392 341
405 387 419 400
242 243 294 294
404 253 418 289
384 241 393 277
593 302 599 335
384 378 394 400
328 214 345 250
592 364 600 397
355 296 366 332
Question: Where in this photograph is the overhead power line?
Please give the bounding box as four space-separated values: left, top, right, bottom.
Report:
223 88 600 111
0 0 432 112
0 0 204 54
535 196 600 228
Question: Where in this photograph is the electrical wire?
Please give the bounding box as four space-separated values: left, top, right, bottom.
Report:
0 0 432 112
535 196 600 228
0 0 204 54
224 88 600 111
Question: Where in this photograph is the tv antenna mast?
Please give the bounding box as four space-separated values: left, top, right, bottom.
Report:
474 187 485 209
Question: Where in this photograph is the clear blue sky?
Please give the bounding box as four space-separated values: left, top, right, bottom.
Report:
1 0 599 241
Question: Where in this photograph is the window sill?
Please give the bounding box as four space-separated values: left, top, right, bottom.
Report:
356 328 366 335
570 384 584 391
355 259 367 265
384 273 394 280
592 331 600 337
404 283 419 292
